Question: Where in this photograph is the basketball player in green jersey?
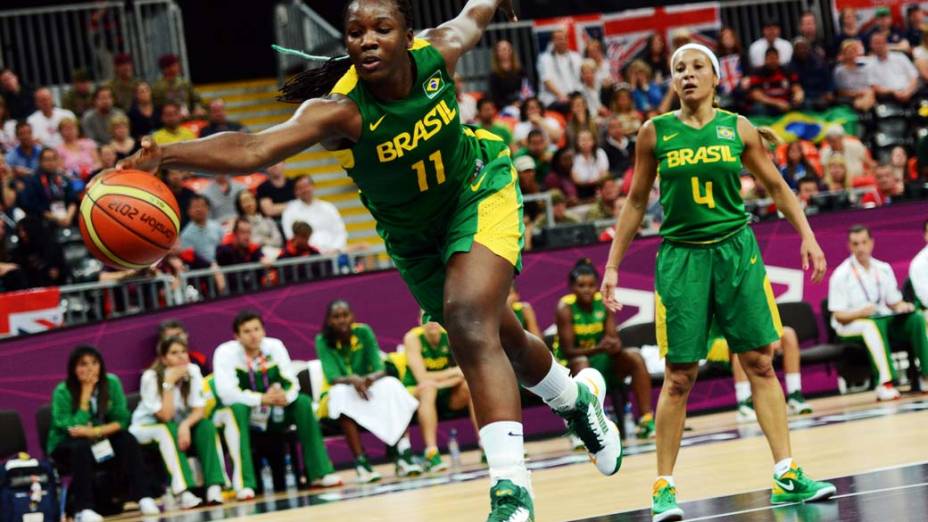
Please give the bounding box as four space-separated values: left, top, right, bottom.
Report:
599 44 835 521
507 283 541 338
120 1 621 519
554 259 654 439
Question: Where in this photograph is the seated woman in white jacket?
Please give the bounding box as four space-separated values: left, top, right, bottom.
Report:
130 337 227 508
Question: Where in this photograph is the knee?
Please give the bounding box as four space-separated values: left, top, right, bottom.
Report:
663 368 696 397
417 381 438 399
741 352 776 378
231 403 251 421
444 301 495 363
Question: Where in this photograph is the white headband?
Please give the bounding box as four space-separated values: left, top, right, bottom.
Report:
671 43 720 78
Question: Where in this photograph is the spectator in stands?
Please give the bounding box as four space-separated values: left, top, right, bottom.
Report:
11 216 66 287
57 117 101 179
538 28 582 111
488 40 525 112
475 98 513 147
834 39 876 112
749 48 804 116
601 114 634 177
889 146 913 183
545 147 579 206
89 144 117 180
0 222 26 291
791 37 834 111
108 114 136 159
566 93 598 149
0 68 35 120
535 189 580 228
908 220 928 308
907 5 925 47
820 125 876 184
513 155 542 223
796 177 820 210
282 176 347 252
608 85 642 138
453 73 477 124
81 86 126 146
0 98 15 153
834 9 864 58
106 53 140 112
860 164 905 207
868 32 919 104
798 10 827 60
914 25 928 80
5 122 41 177
27 88 76 148
578 59 606 118
128 82 159 141
152 54 203 116
152 101 196 145
200 98 246 137
828 224 928 401
513 96 563 148
129 336 225 508
213 310 341 489
279 221 320 258
203 173 244 225
515 129 553 186
235 189 282 249
717 27 749 111
916 131 928 179
161 169 196 228
316 300 421 481
47 346 160 521
748 18 793 68
256 162 294 219
158 238 226 300
402 318 478 473
215 217 269 292
626 59 664 116
180 194 223 263
779 141 816 189
642 33 671 85
19 148 77 227
584 178 622 222
0 155 18 219
571 129 609 200
61 69 94 118
865 7 911 54
824 153 852 191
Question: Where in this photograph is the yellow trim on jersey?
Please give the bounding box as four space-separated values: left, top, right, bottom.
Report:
332 149 355 169
317 394 329 419
474 166 521 266
410 38 431 50
331 66 359 95
763 275 784 337
668 225 744 246
656 292 669 358
474 128 504 142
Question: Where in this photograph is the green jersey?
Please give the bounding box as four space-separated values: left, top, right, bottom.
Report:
652 110 748 243
315 323 384 394
554 292 607 357
402 325 453 386
330 38 482 231
512 301 527 329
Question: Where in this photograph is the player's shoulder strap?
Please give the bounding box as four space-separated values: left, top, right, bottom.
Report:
559 294 577 306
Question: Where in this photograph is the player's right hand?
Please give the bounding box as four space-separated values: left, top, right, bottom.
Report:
117 136 162 173
601 267 622 312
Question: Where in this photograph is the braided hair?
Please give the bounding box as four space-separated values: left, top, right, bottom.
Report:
568 258 599 287
278 0 415 103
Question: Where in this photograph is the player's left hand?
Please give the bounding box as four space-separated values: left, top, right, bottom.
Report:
601 266 622 312
800 237 827 283
499 0 517 22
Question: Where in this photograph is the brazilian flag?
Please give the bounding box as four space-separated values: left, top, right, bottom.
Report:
749 106 858 144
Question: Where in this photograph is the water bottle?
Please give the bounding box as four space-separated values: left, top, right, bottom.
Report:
447 428 461 470
623 403 636 441
284 453 296 490
261 460 274 493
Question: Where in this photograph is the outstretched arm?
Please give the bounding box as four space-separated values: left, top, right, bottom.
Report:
423 0 516 75
737 116 826 282
119 96 359 174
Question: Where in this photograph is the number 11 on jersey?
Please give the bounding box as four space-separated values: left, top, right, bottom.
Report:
412 151 446 192
691 176 715 208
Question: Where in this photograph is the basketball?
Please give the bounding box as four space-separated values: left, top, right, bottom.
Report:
79 170 181 270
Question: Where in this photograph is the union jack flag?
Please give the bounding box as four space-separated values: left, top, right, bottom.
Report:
718 54 743 95
0 287 62 337
832 0 928 33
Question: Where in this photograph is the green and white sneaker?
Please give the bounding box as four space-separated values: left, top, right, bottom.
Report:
787 391 813 415
557 368 623 476
424 449 448 472
770 463 836 504
736 397 757 423
395 449 423 478
354 455 381 483
636 413 655 440
651 478 684 522
487 479 534 521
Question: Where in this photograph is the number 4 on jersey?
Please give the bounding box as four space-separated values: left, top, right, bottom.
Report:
412 151 446 192
691 177 715 208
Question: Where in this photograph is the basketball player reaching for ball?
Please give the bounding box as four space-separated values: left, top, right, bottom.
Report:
600 44 836 522
121 1 621 519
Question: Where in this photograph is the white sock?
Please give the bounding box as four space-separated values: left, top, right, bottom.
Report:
774 457 793 477
396 435 411 454
656 475 675 487
735 381 752 403
785 373 802 395
525 355 577 411
480 421 531 491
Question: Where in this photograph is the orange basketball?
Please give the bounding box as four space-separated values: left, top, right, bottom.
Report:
79 170 181 270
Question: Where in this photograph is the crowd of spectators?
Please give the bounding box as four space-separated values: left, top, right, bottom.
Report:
0 53 351 294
